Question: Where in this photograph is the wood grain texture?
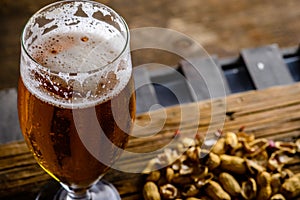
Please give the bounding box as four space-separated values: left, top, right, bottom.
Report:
1 83 300 199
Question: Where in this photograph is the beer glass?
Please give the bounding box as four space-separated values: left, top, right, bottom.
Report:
18 1 135 199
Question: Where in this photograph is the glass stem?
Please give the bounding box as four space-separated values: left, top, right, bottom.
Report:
66 190 91 200
60 183 91 200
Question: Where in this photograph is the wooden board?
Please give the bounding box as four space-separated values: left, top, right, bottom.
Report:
1 83 300 199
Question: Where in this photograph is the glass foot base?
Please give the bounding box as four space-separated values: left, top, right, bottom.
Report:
36 180 121 200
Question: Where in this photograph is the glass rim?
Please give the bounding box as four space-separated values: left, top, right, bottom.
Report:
21 0 130 76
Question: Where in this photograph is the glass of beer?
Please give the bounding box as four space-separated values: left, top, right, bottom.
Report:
18 1 135 199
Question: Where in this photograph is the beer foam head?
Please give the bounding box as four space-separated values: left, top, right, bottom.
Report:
21 1 132 109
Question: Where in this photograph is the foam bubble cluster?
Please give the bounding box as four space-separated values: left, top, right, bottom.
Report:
29 28 123 73
21 1 131 109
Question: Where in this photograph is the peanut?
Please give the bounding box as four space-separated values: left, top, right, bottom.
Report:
220 154 247 174
257 171 272 200
271 173 282 194
172 174 192 185
219 172 241 197
257 171 271 187
270 194 286 200
225 132 238 149
212 138 227 155
166 167 174 182
205 180 231 200
241 178 257 200
257 185 272 200
281 173 300 199
160 184 178 199
182 184 199 197
143 181 161 200
147 171 161 182
206 152 221 170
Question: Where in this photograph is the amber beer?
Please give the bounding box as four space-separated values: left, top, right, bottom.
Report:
18 29 135 187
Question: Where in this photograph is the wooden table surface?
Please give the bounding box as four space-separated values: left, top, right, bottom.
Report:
1 82 300 199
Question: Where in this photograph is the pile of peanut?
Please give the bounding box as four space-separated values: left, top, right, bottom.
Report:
143 131 300 200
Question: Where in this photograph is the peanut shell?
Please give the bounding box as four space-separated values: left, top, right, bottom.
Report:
143 181 161 200
225 132 238 149
212 138 227 155
270 194 286 200
257 185 272 200
219 172 241 196
220 154 247 174
205 180 231 200
281 173 300 199
206 152 220 170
